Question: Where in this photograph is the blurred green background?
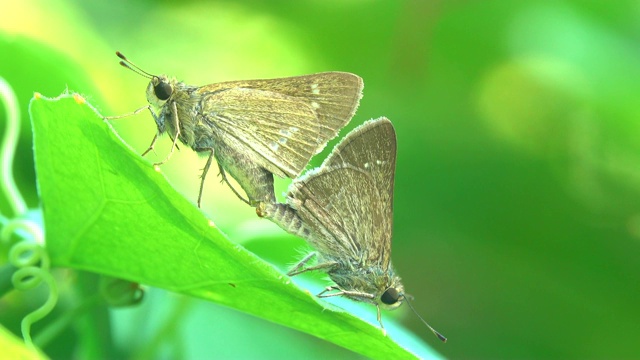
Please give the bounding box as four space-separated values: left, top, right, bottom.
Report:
2 0 640 358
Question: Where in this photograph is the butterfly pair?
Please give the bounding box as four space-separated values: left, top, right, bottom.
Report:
113 52 444 341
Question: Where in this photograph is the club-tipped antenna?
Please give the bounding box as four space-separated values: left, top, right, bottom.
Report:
115 51 154 79
403 294 447 342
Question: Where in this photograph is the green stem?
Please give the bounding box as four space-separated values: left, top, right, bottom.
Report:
0 77 27 217
73 272 115 359
32 293 102 349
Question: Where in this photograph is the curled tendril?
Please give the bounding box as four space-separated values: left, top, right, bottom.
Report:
1 219 57 349
0 78 57 349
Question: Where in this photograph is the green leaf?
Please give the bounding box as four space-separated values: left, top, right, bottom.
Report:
29 93 441 359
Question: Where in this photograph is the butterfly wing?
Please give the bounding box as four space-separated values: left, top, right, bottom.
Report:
200 88 318 177
289 118 397 268
222 72 364 152
290 166 382 261
198 72 363 178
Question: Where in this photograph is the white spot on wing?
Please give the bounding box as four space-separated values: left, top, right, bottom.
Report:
311 101 320 109
270 141 279 151
311 84 319 95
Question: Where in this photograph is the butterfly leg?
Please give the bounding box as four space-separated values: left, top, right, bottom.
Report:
213 149 276 207
286 253 338 276
168 134 180 150
103 104 152 120
141 133 159 157
317 287 376 301
140 132 180 158
287 252 316 275
191 147 250 207
290 261 338 276
317 285 341 296
154 101 180 166
317 287 383 332
375 303 387 335
216 163 250 206
107 105 183 160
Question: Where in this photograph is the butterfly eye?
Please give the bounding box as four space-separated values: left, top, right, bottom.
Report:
381 287 400 305
154 81 172 100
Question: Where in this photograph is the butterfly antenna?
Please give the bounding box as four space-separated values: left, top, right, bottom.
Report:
115 51 154 79
403 295 447 342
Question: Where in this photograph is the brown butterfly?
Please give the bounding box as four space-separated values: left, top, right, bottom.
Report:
260 118 446 341
112 52 363 209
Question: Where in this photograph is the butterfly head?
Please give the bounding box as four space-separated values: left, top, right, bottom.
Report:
146 75 175 107
378 277 405 310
